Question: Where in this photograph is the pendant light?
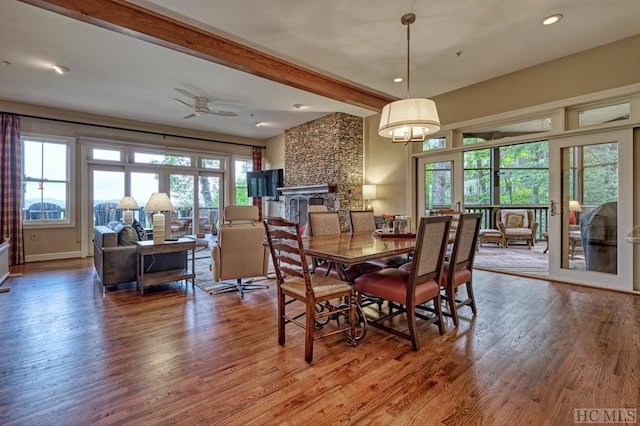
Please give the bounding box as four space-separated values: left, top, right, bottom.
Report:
378 13 440 143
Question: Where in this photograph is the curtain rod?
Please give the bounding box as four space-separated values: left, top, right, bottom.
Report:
1 111 265 149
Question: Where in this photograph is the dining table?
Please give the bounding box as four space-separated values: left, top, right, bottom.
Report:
302 231 416 271
302 231 416 342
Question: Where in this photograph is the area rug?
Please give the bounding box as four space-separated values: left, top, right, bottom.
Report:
474 241 586 272
192 256 274 293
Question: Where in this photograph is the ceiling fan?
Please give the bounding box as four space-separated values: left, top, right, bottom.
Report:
173 88 241 119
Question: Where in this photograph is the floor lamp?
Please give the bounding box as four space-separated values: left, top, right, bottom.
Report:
144 193 175 244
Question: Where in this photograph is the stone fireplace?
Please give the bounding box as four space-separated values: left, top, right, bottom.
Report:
281 113 364 232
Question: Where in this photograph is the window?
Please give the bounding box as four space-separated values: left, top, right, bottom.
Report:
22 136 71 224
424 161 452 210
234 159 253 205
498 141 549 205
463 141 549 206
578 103 630 127
463 117 551 145
421 137 446 151
464 149 491 205
92 148 120 161
133 152 191 166
201 157 224 170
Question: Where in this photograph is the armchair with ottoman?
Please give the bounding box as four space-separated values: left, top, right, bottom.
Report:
93 221 186 289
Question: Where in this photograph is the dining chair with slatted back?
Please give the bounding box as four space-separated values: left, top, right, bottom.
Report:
354 215 451 351
264 216 356 363
441 213 482 327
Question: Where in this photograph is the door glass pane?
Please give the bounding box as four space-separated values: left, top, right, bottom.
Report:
170 174 194 238
93 170 124 226
424 161 452 213
131 172 159 229
562 142 618 273
198 176 221 234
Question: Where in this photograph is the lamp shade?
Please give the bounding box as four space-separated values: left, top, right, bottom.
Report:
144 193 175 212
378 98 440 143
362 184 377 201
117 196 138 210
569 200 582 213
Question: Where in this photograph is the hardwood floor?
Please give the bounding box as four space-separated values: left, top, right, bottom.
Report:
1 258 638 425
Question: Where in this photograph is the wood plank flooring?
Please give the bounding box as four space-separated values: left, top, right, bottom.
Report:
1 258 638 425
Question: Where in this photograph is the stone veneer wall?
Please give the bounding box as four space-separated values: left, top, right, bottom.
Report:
284 112 363 231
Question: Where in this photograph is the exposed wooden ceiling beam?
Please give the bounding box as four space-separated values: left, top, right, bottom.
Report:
19 0 395 112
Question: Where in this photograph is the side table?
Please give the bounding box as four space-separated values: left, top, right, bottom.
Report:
136 238 196 295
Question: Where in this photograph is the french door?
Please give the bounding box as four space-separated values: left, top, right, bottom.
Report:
417 152 463 218
548 129 633 291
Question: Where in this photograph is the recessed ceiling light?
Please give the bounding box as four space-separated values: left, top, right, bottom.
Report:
51 64 70 74
393 77 403 83
542 14 563 25
254 121 266 127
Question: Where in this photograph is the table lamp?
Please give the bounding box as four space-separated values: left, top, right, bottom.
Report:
144 193 175 244
117 196 138 224
362 184 377 211
569 200 582 225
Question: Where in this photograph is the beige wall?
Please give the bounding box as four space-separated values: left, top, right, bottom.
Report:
2 100 264 261
364 34 640 218
263 133 286 218
433 34 640 126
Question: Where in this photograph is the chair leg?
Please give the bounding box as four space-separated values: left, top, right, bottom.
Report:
447 285 459 327
434 294 445 335
278 290 286 345
406 303 419 352
305 300 315 363
466 281 478 315
348 293 356 346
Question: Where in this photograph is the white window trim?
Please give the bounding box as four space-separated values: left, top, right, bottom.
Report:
22 133 76 229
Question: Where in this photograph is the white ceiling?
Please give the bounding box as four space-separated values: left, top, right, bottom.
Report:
1 0 639 140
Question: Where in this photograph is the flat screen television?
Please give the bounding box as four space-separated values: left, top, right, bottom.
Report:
247 169 283 200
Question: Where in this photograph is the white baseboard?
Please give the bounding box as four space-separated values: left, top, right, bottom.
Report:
25 251 83 263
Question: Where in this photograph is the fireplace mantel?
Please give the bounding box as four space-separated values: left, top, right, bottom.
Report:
278 184 336 195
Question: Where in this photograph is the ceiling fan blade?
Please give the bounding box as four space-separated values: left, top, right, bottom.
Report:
208 99 245 109
207 109 239 117
182 113 197 119
174 98 194 109
175 87 198 99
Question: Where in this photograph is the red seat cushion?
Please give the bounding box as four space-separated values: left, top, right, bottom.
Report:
354 268 440 305
441 262 472 287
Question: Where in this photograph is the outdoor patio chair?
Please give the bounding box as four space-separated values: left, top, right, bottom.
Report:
495 209 538 248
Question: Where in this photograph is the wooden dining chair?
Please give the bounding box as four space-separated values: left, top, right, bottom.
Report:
441 213 482 327
264 216 357 363
308 211 378 282
354 215 451 351
430 209 460 244
348 210 407 269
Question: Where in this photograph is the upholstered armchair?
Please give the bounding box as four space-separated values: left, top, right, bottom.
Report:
209 205 270 297
495 209 538 249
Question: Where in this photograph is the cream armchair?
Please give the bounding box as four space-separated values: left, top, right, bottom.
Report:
209 205 269 298
496 209 538 249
